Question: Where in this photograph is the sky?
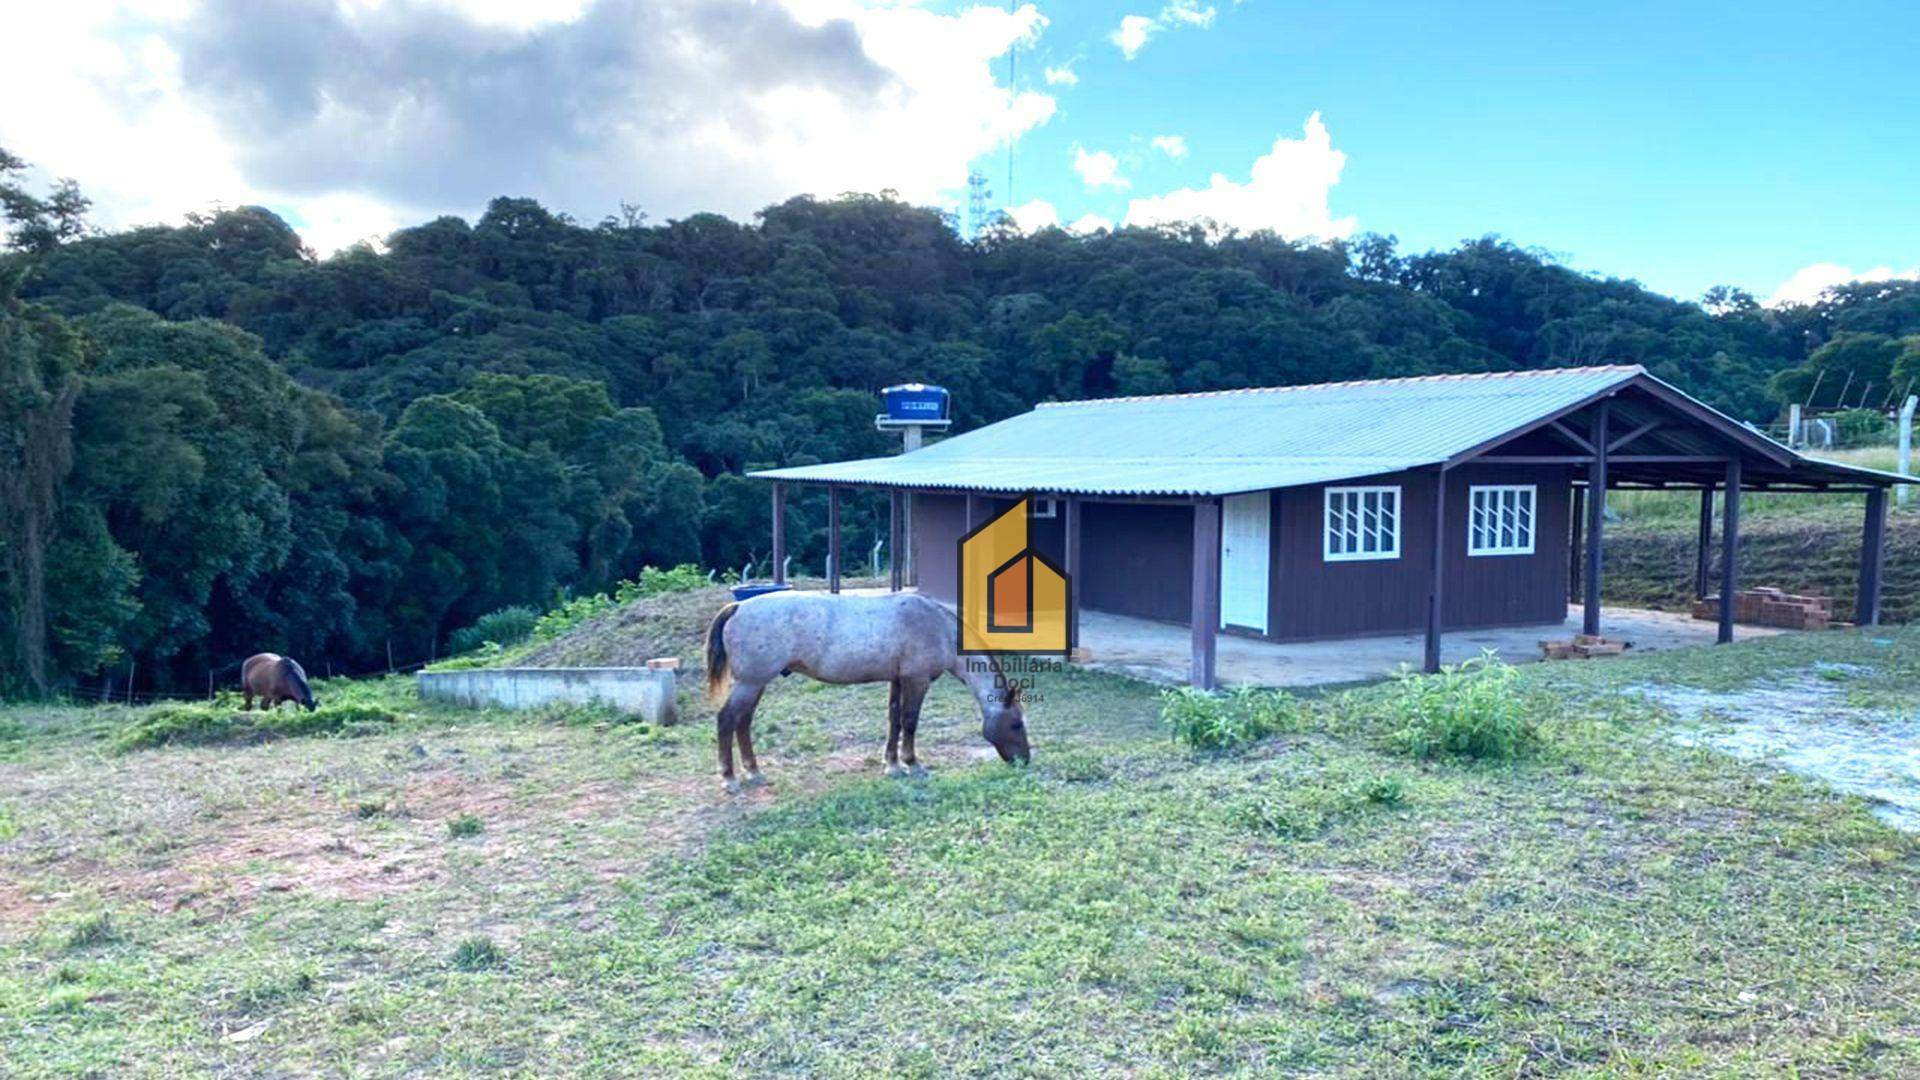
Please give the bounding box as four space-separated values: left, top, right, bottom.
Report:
4 0 1917 306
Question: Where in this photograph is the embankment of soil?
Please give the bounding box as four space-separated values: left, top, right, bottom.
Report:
1604 509 1916 624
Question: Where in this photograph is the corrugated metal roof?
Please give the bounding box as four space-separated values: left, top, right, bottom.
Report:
751 364 1907 494
754 366 1644 495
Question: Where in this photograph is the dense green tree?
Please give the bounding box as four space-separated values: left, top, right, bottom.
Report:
6 149 1920 693
0 264 82 691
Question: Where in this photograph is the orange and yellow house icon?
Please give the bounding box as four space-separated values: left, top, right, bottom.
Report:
957 496 1072 655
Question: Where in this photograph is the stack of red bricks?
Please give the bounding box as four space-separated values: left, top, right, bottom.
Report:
1691 588 1835 630
1539 634 1629 660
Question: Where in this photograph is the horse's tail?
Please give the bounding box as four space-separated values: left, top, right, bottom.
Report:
704 602 739 702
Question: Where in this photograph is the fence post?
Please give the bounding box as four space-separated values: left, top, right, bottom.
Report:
1900 395 1916 507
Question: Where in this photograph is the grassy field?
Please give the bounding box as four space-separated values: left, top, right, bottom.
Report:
5 597 1920 1075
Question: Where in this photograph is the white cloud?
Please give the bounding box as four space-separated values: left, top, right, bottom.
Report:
1150 134 1189 160
1110 15 1157 59
1111 1 1217 59
1006 198 1060 231
0 0 1057 255
1766 262 1920 308
1073 146 1129 190
1125 112 1355 240
1044 63 1078 86
1161 0 1216 27
1005 201 1111 235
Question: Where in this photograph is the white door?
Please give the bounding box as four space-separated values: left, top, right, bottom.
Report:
1220 492 1271 633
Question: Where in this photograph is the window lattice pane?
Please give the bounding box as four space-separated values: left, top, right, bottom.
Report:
1326 487 1399 561
1468 485 1535 556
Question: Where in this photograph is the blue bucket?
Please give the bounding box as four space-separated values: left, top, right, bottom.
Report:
730 582 793 602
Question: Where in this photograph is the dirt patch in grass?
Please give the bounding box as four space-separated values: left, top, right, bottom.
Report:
1647 667 1920 831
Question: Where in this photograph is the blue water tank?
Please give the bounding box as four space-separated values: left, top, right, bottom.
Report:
730 582 792 602
881 383 950 423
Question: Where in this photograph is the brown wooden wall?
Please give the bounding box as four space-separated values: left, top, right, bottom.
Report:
911 464 1570 639
1266 463 1572 640
1078 502 1194 623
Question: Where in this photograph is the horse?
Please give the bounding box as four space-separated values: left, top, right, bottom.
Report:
241 653 318 712
703 591 1029 794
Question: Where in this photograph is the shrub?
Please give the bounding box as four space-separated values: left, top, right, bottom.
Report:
532 564 713 642
1161 686 1301 751
1384 652 1538 761
451 936 505 971
448 606 539 655
64 911 120 950
114 701 399 753
447 813 484 838
613 563 710 603
532 591 618 641
1360 775 1407 807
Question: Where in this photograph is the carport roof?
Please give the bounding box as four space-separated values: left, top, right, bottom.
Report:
752 366 1904 496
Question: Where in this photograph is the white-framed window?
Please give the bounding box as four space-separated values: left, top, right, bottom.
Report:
1324 486 1401 562
1031 497 1059 519
1468 484 1536 556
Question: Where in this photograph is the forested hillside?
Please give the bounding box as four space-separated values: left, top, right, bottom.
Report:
4 151 1919 693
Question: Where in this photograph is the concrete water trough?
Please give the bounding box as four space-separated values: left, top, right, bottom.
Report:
417 666 679 725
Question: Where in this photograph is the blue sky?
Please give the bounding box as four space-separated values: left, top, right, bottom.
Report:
3 1 1913 307
998 0 1920 302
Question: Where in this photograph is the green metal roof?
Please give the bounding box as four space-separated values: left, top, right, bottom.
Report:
752 365 1904 495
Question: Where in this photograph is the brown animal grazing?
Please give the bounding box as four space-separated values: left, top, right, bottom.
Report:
241 653 318 711
703 591 1029 794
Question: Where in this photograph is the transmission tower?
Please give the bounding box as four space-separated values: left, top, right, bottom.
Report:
966 170 993 240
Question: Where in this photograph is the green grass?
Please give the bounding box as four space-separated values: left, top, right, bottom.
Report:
4 631 1920 1074
1607 445 1914 527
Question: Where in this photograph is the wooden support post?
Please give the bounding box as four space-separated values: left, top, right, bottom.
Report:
1857 487 1887 626
1064 495 1082 648
1694 486 1714 600
1583 400 1610 636
1718 459 1741 644
1568 484 1585 601
770 482 787 585
1190 499 1220 690
1424 467 1450 674
827 486 842 594
888 490 904 592
902 489 915 587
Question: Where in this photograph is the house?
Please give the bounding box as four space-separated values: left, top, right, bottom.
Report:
751 366 1901 688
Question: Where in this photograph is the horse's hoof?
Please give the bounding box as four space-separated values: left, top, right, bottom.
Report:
909 764 931 780
885 763 909 779
742 771 769 789
723 777 742 796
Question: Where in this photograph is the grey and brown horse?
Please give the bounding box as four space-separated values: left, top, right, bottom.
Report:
241 653 317 711
703 591 1029 793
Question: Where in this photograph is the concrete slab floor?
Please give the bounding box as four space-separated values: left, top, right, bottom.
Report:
834 586 1783 690
1072 604 1784 689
